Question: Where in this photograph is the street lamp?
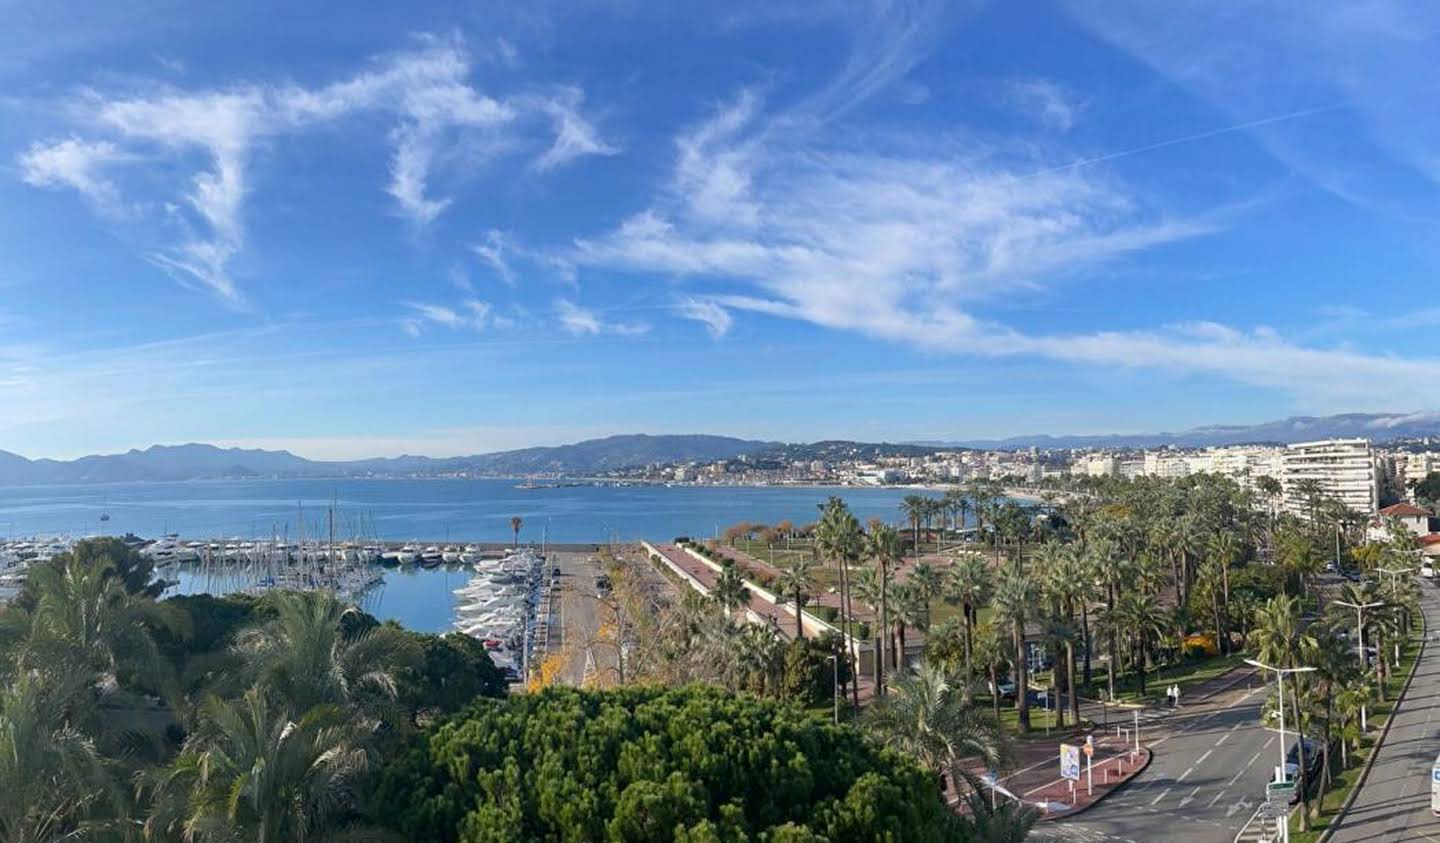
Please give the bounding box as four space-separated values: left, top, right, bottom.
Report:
1334 598 1383 730
826 654 839 724
1245 659 1316 783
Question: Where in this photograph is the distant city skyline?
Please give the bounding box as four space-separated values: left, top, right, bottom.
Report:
4 1 1440 459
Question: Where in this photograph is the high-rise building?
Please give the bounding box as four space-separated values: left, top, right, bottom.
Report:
1282 439 1379 516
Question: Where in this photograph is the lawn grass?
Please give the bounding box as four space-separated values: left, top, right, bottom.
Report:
1074 652 1249 709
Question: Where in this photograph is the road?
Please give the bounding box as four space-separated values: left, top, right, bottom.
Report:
1326 581 1440 843
548 550 608 685
1041 678 1280 843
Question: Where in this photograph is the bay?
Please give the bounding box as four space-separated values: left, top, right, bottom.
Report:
1 478 931 634
0 477 925 543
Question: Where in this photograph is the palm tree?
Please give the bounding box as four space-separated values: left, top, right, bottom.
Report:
851 567 886 691
909 559 942 629
890 581 927 672
1206 532 1241 653
973 619 1010 723
944 488 968 545
1302 624 1355 811
1114 590 1165 697
1043 548 1087 725
736 624 786 696
865 523 903 692
901 495 927 558
1039 615 1078 729
816 497 865 711
710 561 751 617
23 554 190 706
942 555 991 703
771 558 814 641
991 571 1037 732
951 771 1039 843
863 663 1007 790
1249 594 1319 830
145 689 376 843
509 516 523 548
0 674 123 843
1090 541 1129 699
231 590 418 724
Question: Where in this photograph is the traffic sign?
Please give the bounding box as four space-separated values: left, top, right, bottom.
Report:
1060 743 1081 781
1258 800 1285 819
1266 781 1296 805
1083 735 1094 758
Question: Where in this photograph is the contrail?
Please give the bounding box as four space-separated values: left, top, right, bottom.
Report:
1023 104 1343 178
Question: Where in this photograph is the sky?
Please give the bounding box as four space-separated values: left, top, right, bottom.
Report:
2 0 1440 460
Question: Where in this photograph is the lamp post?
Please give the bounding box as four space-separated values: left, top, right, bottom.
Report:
1378 563 1418 665
1334 598 1383 730
826 654 839 724
1245 659 1316 783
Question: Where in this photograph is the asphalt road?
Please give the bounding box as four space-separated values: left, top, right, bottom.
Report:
551 550 608 685
1040 679 1280 843
1326 581 1440 843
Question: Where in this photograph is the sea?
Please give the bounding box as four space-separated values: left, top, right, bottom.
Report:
0 477 926 633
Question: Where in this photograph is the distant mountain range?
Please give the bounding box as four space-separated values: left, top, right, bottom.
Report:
931 412 1440 450
3 412 1438 486
0 435 775 486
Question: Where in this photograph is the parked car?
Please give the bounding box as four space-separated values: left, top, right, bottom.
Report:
1283 737 1325 801
1421 562 1435 580
988 680 1016 700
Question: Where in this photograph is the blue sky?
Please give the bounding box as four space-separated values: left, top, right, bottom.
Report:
3 0 1439 459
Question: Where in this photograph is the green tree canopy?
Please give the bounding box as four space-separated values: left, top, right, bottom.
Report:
367 685 959 842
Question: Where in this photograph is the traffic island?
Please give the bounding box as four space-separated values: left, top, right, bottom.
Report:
1027 743 1153 821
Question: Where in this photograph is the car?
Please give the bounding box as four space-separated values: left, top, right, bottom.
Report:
1422 563 1435 579
552 566 562 576
1283 737 1325 801
988 680 1017 700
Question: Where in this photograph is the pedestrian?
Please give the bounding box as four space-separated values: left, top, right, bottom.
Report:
1166 685 1175 708
1173 685 1181 708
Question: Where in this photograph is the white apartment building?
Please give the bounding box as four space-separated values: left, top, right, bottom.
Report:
1395 451 1439 499
1144 451 1191 478
1282 439 1379 516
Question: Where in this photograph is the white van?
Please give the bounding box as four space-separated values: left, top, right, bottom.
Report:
1422 561 1435 580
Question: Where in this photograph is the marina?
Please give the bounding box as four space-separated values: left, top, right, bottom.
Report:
2 531 552 677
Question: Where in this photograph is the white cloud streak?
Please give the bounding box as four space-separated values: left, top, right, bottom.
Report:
17 137 133 216
402 297 493 335
554 299 649 337
1006 78 1083 132
676 297 733 339
15 35 614 304
567 58 1434 404
1062 1 1440 211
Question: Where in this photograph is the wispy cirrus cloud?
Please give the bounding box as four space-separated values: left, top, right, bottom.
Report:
554 299 649 337
17 137 134 217
563 32 1436 403
15 35 614 305
471 230 519 286
1062 1 1440 212
1006 78 1084 132
402 298 495 336
675 297 733 339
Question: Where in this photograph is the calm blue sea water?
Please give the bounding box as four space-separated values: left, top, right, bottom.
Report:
166 564 473 634
0 477 922 543
2 478 928 634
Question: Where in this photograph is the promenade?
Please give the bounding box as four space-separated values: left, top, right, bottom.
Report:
1325 581 1440 842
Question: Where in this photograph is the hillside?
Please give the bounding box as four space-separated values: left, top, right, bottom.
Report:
0 435 775 485
942 412 1440 450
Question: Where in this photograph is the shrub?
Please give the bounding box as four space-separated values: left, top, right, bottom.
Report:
367 684 951 842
